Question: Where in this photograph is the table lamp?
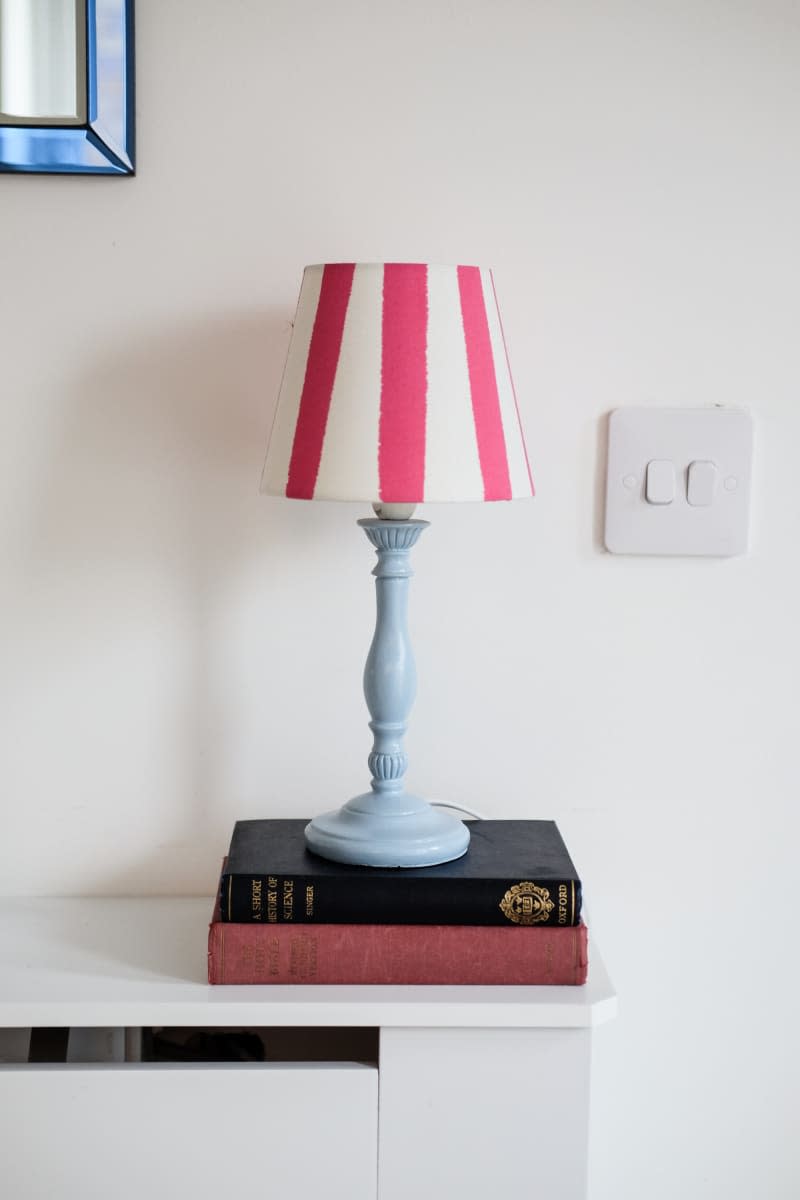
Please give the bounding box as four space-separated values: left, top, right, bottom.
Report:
262 263 534 867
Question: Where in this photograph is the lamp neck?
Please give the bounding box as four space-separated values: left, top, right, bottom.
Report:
371 501 418 521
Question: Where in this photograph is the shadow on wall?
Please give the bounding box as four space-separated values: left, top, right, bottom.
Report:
19 309 301 893
593 412 611 552
30 309 287 564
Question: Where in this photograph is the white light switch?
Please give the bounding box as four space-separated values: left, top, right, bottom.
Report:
646 459 675 505
687 459 716 506
604 407 753 556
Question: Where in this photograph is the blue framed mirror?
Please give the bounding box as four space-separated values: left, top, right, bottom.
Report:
0 0 134 174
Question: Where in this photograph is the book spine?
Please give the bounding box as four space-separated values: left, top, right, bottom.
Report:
207 921 588 985
219 873 582 927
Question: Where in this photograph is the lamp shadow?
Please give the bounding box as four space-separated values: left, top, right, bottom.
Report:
20 309 301 896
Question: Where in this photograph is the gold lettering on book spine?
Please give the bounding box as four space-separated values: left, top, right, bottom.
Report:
251 879 263 921
499 881 555 925
557 883 568 925
268 936 280 977
289 934 318 980
282 878 294 922
267 877 278 923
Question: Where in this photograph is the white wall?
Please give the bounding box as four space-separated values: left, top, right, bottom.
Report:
1 1 798 1196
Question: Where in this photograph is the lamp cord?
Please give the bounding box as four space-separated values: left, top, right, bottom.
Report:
431 802 485 821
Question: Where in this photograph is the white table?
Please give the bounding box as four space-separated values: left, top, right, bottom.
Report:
0 898 616 1200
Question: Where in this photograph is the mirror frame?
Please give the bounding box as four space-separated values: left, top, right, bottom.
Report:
0 0 134 175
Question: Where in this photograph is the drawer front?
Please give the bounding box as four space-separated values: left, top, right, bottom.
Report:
0 1063 377 1200
378 1028 590 1200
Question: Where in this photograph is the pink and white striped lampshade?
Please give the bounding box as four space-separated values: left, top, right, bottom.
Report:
261 263 534 504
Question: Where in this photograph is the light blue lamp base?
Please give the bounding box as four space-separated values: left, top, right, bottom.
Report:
304 517 470 868
305 794 469 868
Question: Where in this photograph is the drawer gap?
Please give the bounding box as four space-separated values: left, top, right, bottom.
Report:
146 1025 379 1065
0 1025 379 1066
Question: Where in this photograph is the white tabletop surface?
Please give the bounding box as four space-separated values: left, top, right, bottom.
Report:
0 897 617 1029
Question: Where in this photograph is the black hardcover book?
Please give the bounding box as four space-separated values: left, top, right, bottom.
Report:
219 818 582 927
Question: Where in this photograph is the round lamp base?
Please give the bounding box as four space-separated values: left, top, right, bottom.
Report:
305 795 470 867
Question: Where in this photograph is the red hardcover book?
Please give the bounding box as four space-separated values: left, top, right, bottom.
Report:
207 908 588 986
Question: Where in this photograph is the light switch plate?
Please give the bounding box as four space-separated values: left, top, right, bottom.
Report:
604 407 753 556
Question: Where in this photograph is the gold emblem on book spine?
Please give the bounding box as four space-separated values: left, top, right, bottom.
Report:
499 881 555 925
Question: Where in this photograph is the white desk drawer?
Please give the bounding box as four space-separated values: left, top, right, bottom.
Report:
0 1062 377 1200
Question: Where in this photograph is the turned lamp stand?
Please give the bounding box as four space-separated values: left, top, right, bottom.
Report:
304 515 470 868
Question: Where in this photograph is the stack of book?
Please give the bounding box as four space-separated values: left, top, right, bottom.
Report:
208 818 588 985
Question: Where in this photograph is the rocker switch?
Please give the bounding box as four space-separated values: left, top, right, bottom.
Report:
687 460 717 506
645 459 675 505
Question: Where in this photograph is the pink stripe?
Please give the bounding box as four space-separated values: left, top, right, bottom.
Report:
458 266 512 500
286 264 355 499
379 264 428 501
490 271 535 495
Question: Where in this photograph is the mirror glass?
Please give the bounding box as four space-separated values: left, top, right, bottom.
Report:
0 0 85 124
0 0 134 174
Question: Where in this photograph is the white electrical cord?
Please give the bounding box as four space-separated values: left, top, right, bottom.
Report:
431 802 486 821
